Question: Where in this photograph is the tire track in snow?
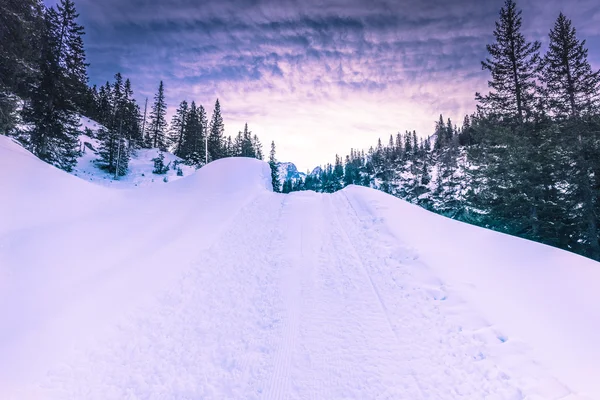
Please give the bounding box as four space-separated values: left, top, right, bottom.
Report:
262 192 324 400
281 194 425 399
328 191 428 398
334 190 545 399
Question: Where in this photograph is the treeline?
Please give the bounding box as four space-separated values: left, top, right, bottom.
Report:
1 0 88 171
290 0 600 261
1 0 264 176
85 76 264 176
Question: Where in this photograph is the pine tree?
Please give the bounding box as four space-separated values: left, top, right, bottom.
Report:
269 140 281 192
541 14 600 258
434 115 445 150
97 82 112 125
208 99 225 161
56 0 88 112
197 104 209 164
149 80 167 150
152 150 169 174
225 135 234 157
97 121 129 177
123 78 143 148
282 178 293 194
445 118 454 143
111 72 124 128
179 101 206 166
0 0 45 136
252 134 263 160
241 123 255 158
476 0 541 123
543 13 600 118
169 100 188 156
23 0 88 171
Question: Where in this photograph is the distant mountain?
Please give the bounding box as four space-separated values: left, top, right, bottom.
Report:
310 166 322 176
277 161 306 185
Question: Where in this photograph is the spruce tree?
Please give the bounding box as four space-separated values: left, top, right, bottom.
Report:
123 78 143 148
208 99 225 161
542 14 600 258
476 0 541 123
97 122 129 177
241 123 255 157
0 0 45 136
233 132 243 157
169 100 188 156
252 134 263 160
149 80 167 150
179 101 206 165
97 82 112 125
57 0 88 112
23 0 88 171
434 115 445 150
543 13 600 118
198 104 209 164
269 141 281 192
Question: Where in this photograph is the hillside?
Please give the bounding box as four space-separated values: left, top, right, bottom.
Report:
73 117 196 188
0 135 599 399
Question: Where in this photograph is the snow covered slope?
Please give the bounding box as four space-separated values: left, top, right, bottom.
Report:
1 135 599 399
74 117 196 188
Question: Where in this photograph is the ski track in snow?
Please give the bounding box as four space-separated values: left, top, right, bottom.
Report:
8 186 584 400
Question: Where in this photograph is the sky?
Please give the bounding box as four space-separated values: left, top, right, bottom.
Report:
48 0 600 170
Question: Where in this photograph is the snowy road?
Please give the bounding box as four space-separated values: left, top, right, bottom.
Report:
1 143 598 399
5 191 578 399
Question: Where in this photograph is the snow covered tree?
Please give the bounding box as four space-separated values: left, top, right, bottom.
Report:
240 123 255 158
0 0 45 136
169 100 188 156
179 101 206 166
97 123 129 177
539 14 600 258
252 134 263 160
208 99 224 161
269 141 281 193
434 115 445 151
282 178 293 194
122 78 143 148
23 0 88 171
148 81 167 150
152 151 169 174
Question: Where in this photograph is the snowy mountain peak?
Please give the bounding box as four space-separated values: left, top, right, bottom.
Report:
310 166 322 176
277 161 306 184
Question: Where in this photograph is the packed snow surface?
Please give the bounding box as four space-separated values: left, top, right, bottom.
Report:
1 135 599 400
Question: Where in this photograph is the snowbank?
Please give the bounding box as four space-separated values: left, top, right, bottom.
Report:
0 135 114 234
343 184 600 398
0 139 274 396
169 156 273 194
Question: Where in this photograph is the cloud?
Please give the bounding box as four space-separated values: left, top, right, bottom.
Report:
54 0 600 169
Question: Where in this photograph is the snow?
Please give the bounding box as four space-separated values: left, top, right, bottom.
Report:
343 185 600 397
73 116 196 188
1 134 599 399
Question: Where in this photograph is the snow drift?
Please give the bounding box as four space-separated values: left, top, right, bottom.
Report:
344 185 600 398
0 136 114 234
1 135 599 399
